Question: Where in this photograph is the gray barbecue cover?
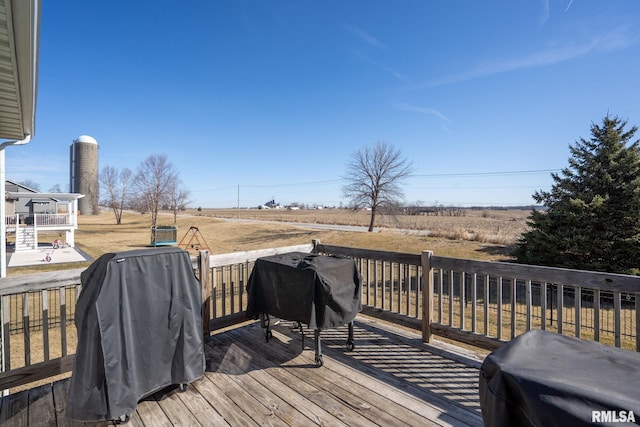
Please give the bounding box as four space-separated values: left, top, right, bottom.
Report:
245 252 362 329
479 329 640 426
67 247 205 421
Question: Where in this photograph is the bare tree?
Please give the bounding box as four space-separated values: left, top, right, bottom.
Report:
166 178 191 224
100 166 133 225
18 179 41 191
49 183 63 193
342 141 413 231
134 154 178 227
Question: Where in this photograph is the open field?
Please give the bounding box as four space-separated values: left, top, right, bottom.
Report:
191 207 531 245
7 208 531 276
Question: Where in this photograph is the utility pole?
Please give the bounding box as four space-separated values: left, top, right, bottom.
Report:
237 185 240 218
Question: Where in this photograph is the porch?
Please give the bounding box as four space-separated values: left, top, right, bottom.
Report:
4 188 84 251
0 316 483 426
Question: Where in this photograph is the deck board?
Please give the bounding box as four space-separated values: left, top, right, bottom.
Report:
0 315 484 426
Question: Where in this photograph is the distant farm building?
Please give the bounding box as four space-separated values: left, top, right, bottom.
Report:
259 199 283 209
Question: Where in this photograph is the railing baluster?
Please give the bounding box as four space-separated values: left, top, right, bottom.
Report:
222 266 227 316
594 289 600 342
557 284 564 335
526 280 532 332
212 267 218 319
541 282 547 331
373 259 378 309
415 265 421 318
422 251 433 342
381 261 386 311
405 263 410 316
575 286 581 338
471 273 477 334
23 293 30 366
60 287 67 357
366 259 371 307
510 278 516 339
483 274 489 336
389 262 395 312
397 263 402 314
634 292 640 351
448 270 454 327
230 264 236 315
459 272 465 331
614 291 621 348
2 295 10 372
240 261 247 311
497 277 503 340
438 269 443 324
42 289 49 362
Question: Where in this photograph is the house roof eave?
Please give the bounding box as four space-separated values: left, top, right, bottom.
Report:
0 0 40 141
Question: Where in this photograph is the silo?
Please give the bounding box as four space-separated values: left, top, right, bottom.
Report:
70 135 99 215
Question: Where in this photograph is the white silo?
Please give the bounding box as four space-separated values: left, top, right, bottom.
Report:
70 135 99 215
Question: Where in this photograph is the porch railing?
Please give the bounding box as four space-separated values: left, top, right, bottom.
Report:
4 214 72 227
1 240 639 392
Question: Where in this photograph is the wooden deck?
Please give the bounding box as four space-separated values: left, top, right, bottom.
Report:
0 315 484 426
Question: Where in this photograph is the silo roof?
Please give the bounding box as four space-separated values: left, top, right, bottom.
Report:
74 135 98 144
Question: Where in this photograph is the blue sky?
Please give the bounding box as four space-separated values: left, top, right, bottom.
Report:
6 0 640 208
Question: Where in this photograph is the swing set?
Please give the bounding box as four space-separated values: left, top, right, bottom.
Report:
177 226 211 252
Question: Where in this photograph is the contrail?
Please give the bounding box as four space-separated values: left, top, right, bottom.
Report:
565 0 575 12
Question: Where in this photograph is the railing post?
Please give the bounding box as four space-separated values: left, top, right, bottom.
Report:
198 250 211 340
1 296 9 373
421 250 433 343
33 214 38 251
312 239 321 254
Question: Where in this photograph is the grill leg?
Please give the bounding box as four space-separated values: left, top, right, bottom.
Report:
115 414 130 424
262 313 272 341
298 322 305 351
346 321 355 351
314 329 323 367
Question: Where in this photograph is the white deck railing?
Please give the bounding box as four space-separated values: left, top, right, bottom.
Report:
5 214 73 227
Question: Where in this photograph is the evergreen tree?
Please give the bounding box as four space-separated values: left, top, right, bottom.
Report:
514 115 640 274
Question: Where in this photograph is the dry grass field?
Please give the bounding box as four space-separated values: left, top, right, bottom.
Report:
8 207 531 276
193 207 530 244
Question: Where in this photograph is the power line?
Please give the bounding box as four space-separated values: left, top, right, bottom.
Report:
410 169 560 178
241 179 342 188
232 170 560 189
411 185 550 190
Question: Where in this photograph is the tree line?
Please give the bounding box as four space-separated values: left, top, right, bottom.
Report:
100 154 190 227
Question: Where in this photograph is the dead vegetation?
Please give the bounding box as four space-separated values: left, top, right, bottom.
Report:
189 207 530 245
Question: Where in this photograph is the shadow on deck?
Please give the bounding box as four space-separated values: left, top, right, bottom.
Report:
0 315 484 426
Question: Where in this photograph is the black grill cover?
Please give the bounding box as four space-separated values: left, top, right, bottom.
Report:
479 330 640 426
245 252 362 329
67 247 205 421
